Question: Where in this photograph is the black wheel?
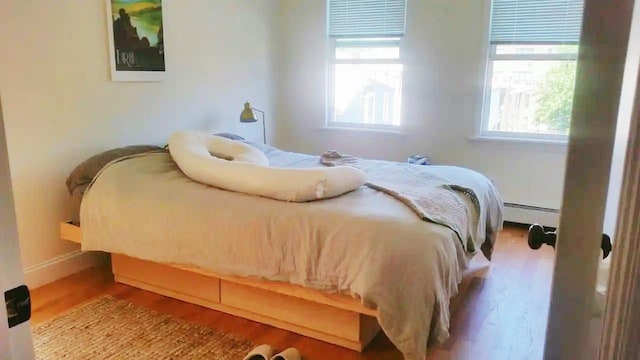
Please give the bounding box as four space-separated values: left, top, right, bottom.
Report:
528 223 545 250
601 234 612 259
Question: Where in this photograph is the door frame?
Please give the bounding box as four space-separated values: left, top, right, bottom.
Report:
0 264 11 359
544 0 634 359
0 95 34 359
599 50 640 359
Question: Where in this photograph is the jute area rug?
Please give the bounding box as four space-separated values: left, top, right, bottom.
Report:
32 296 254 359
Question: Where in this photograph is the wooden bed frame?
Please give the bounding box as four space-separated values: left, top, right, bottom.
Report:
60 222 381 352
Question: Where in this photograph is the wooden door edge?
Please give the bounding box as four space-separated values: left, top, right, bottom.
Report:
599 36 640 360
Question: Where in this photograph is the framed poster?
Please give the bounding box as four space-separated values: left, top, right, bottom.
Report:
106 0 165 81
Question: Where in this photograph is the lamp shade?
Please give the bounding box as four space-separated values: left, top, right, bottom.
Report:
239 102 258 123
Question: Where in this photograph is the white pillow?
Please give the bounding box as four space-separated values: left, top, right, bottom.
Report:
168 131 365 202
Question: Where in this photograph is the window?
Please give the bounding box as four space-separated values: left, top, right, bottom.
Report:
327 0 407 129
481 0 584 141
330 38 403 127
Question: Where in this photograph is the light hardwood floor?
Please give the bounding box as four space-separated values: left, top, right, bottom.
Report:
31 226 555 360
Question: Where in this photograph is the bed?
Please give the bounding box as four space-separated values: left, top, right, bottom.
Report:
61 140 503 360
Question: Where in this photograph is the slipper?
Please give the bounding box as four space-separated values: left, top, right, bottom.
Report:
270 347 302 360
243 344 275 360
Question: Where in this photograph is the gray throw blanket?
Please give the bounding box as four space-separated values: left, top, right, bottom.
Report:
321 151 481 254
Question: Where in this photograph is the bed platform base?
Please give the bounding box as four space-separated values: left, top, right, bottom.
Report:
60 222 381 352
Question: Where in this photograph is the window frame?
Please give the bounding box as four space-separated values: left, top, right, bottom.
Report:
326 37 404 131
479 43 578 142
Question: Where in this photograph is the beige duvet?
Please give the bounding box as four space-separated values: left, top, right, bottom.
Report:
80 145 502 360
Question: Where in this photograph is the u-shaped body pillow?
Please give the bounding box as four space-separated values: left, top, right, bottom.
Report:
168 131 366 202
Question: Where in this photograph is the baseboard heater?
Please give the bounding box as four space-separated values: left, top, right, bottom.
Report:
503 202 560 228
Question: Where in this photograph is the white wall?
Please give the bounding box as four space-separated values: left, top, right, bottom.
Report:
274 0 568 211
0 0 277 287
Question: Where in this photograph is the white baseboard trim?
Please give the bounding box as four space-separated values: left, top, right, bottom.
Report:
24 250 108 289
503 203 560 228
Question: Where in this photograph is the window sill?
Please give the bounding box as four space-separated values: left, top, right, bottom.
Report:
470 135 568 146
319 125 409 136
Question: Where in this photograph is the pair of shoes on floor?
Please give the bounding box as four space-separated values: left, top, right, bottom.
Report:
243 344 301 360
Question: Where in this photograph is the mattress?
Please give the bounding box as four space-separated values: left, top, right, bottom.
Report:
77 143 503 360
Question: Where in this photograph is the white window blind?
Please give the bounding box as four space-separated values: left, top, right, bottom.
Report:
328 0 407 37
490 0 584 44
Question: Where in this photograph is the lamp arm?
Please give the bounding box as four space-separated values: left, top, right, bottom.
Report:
251 107 266 144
